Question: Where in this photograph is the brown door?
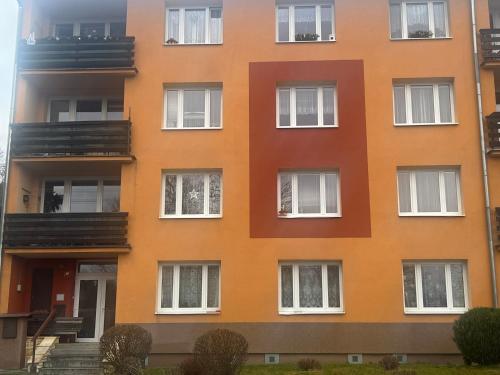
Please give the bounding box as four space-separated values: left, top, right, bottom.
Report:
30 268 53 312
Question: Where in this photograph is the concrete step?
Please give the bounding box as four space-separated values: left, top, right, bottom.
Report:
38 343 104 375
39 368 102 375
43 358 102 368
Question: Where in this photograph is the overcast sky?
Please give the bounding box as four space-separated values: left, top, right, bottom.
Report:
0 2 19 157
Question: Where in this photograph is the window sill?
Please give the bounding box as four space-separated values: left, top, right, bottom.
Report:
404 309 467 315
160 215 223 219
278 214 341 219
390 37 452 41
279 310 345 315
399 213 464 217
162 127 223 131
277 125 339 129
276 40 336 44
156 310 221 315
164 42 223 47
394 122 458 127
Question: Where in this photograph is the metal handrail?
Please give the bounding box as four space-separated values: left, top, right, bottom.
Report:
30 308 56 373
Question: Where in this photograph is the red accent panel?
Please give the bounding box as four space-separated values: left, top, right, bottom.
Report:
249 60 371 238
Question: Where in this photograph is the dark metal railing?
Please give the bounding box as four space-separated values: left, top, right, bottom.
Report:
3 212 129 249
18 36 135 70
480 29 500 63
10 120 131 157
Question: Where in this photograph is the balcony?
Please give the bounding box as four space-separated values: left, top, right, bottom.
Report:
18 36 135 71
487 112 500 155
480 29 500 67
3 212 129 250
10 120 131 159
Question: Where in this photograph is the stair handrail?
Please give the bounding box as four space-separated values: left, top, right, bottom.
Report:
30 308 56 373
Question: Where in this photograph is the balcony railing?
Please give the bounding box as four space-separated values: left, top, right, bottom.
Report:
10 120 131 158
3 212 129 249
487 112 500 152
18 36 135 70
480 29 500 63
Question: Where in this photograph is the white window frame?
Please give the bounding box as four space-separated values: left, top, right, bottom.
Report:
163 87 223 130
165 7 223 45
47 97 123 122
390 0 450 40
275 4 335 42
156 263 221 315
160 171 223 219
278 262 344 315
40 177 120 213
393 82 456 126
276 86 338 128
52 19 126 38
402 262 469 314
277 171 341 218
397 168 463 216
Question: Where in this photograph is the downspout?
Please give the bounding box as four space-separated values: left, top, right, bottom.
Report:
470 0 498 307
0 0 23 275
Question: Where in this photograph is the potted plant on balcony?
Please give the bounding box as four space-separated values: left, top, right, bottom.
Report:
166 38 179 44
408 30 433 38
278 205 289 217
295 33 320 41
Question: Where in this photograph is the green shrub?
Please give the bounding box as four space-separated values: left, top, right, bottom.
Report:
297 358 321 371
180 357 202 375
453 307 500 365
100 324 153 375
379 355 399 371
394 371 416 375
193 329 248 375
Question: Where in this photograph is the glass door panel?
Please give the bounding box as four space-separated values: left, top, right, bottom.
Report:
103 279 117 333
76 279 99 339
70 181 98 212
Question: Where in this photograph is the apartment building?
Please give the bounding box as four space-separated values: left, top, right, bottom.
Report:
0 0 499 367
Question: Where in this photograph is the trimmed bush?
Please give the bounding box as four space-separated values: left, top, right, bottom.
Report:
100 324 153 375
193 329 248 375
379 355 399 371
297 358 321 371
453 307 500 365
180 357 202 375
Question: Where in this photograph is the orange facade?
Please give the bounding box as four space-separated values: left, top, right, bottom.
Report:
1 0 500 364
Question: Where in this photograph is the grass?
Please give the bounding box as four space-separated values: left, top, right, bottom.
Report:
144 363 500 375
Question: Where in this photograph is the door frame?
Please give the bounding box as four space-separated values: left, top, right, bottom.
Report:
73 271 116 342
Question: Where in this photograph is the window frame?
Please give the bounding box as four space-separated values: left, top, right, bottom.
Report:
277 171 341 218
165 7 223 45
276 86 338 128
160 171 223 219
392 82 456 126
163 87 223 130
52 19 126 38
40 177 121 213
278 262 344 315
402 262 469 314
389 0 450 40
397 168 463 217
47 97 124 122
275 3 336 42
156 263 221 315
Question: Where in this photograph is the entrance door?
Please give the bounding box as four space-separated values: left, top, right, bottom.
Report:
30 268 53 312
74 270 116 342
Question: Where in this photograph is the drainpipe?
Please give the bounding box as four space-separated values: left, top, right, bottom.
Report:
470 0 498 308
0 0 23 277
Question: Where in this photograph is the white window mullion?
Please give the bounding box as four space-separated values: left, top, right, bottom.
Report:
104 23 111 38
318 88 324 127
290 88 297 127
415 264 423 310
401 3 408 39
176 175 183 215
334 87 339 125
320 173 326 214
406 85 412 125
205 8 210 44
321 264 328 309
292 174 299 215
205 89 210 128
178 90 184 128
173 265 180 309
315 5 321 39
449 84 456 123
97 180 104 212
201 265 208 309
433 84 441 124
438 171 447 213
204 174 210 215
444 264 453 309
292 265 300 309
289 6 295 42
179 9 185 43
456 171 463 214
409 172 418 214
428 2 435 36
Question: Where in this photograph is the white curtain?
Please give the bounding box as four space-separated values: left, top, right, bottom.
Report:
295 6 316 35
323 88 335 125
443 171 458 212
390 3 402 38
181 174 205 214
179 266 202 308
397 171 412 212
325 173 338 214
393 86 407 124
450 264 465 308
411 86 435 123
280 174 292 213
209 8 222 43
297 174 321 214
403 265 417 308
433 2 446 37
281 266 294 308
421 264 447 308
210 89 222 128
406 3 429 36
296 88 318 126
327 265 340 308
415 170 441 212
161 266 174 308
168 9 180 42
438 85 452 123
278 7 290 41
299 266 323 308
164 175 177 215
279 89 291 127
207 265 219 308
183 90 205 128
209 174 221 215
185 9 206 43
166 90 178 128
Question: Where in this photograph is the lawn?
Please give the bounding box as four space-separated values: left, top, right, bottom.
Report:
145 364 500 375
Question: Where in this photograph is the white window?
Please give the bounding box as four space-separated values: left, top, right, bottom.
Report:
53 21 126 38
276 4 335 42
397 168 462 216
279 262 343 314
277 86 337 128
393 83 455 125
48 98 124 122
41 178 120 213
278 171 340 218
403 262 468 314
390 1 449 39
165 7 223 44
164 88 222 129
162 171 222 218
157 263 220 314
